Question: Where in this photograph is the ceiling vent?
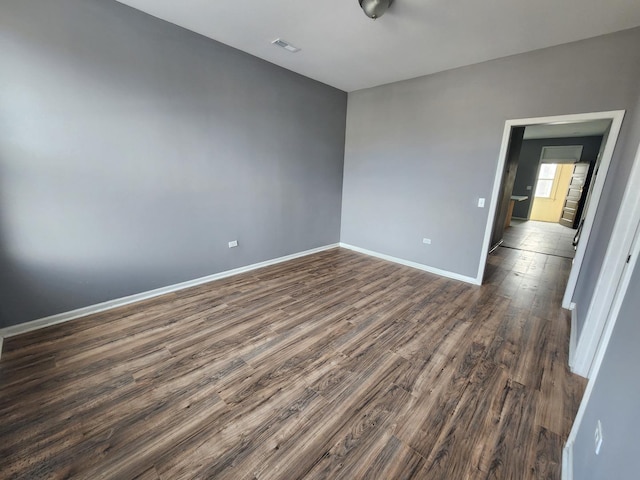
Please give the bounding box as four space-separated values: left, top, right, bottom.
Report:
271 39 301 53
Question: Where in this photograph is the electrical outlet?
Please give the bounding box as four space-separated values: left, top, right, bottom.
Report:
228 240 238 248
478 198 486 208
422 238 432 245
526 185 532 191
594 420 603 455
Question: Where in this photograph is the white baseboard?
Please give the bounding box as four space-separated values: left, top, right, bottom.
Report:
0 243 340 355
339 243 479 285
569 302 578 370
562 439 574 480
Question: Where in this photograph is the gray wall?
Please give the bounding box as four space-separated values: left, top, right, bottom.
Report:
572 254 640 479
512 136 604 219
573 93 640 337
0 0 347 328
342 27 640 280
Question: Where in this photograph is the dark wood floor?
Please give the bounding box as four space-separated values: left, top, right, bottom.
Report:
502 220 576 259
0 247 586 479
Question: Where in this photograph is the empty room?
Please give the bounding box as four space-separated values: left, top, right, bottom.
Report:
2 0 640 479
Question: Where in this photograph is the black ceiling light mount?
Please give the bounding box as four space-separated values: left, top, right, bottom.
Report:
359 0 394 20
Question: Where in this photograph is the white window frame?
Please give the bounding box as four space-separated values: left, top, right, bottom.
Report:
535 163 558 198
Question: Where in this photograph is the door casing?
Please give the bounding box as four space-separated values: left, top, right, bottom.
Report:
477 111 625 315
562 139 640 479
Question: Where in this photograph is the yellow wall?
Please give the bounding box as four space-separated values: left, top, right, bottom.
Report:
530 164 574 222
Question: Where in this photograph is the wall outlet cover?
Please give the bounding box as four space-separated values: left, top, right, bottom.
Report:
422 238 432 244
478 198 486 208
228 240 238 248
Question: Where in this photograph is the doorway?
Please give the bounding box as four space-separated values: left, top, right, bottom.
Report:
488 125 604 260
503 143 597 260
477 111 625 313
504 150 588 260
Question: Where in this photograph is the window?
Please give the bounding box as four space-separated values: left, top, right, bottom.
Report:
535 163 557 198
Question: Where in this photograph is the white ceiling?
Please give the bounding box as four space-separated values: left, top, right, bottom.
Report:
115 0 640 92
524 120 612 140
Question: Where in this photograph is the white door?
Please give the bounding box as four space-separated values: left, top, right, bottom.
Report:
572 140 640 377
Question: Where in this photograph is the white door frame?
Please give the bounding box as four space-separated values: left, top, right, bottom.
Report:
570 138 640 377
562 139 640 479
476 110 626 312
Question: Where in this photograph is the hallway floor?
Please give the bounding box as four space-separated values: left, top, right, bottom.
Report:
503 219 576 259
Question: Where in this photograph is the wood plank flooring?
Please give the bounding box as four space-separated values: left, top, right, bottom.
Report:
502 220 576 259
0 247 586 479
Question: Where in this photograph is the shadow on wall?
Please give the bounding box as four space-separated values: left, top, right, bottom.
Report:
0 163 119 327
0 253 67 329
0 153 169 328
0 0 346 328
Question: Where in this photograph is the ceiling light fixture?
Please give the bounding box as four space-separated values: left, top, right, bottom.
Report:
359 0 394 20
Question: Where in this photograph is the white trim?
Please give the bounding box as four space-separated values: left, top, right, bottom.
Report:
563 141 640 477
476 111 626 301
563 240 640 480
478 120 514 279
0 244 340 347
562 113 624 309
562 437 574 480
540 145 584 163
339 243 479 285
571 139 640 377
569 302 578 370
588 227 640 380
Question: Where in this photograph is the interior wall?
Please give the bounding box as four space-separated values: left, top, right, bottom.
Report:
0 0 347 328
572 94 640 342
573 93 640 341
342 28 640 280
512 136 604 219
572 255 640 479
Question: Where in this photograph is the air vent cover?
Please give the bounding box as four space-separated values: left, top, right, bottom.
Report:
272 38 301 53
